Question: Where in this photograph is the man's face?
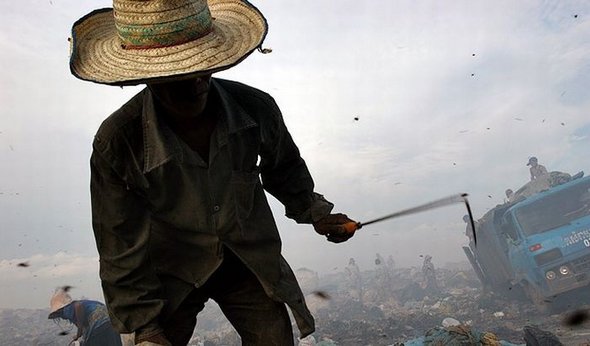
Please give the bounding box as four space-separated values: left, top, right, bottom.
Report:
148 74 212 116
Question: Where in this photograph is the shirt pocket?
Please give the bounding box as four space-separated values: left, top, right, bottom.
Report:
230 168 261 220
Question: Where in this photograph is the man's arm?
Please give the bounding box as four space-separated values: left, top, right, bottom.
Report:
257 97 331 223
539 165 548 175
258 97 355 242
90 148 165 335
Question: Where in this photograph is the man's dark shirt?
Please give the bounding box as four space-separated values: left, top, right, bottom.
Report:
90 78 333 337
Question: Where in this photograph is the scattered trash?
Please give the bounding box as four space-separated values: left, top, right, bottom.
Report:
523 325 564 346
441 317 461 328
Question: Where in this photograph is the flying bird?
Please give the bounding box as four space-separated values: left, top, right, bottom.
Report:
563 309 589 326
312 291 331 300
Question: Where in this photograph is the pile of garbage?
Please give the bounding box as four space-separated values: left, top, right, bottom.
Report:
297 259 589 345
188 257 590 345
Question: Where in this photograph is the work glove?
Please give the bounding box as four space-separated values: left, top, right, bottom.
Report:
313 213 358 243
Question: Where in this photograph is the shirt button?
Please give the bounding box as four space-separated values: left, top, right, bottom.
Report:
213 205 220 212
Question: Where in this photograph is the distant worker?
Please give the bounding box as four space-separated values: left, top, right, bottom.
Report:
345 258 363 303
387 255 396 274
505 189 514 203
422 255 439 294
375 253 392 300
527 157 548 181
48 288 122 346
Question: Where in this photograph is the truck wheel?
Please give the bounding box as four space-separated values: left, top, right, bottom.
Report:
523 282 550 314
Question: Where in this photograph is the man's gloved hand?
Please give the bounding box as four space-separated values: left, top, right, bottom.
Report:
313 213 358 243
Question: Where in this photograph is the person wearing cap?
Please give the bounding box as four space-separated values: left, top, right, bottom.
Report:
504 188 514 203
72 0 357 345
48 288 122 346
527 157 548 181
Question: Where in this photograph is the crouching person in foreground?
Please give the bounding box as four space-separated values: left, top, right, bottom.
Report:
48 288 122 345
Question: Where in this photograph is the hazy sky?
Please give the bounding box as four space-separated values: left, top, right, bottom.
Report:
0 0 589 308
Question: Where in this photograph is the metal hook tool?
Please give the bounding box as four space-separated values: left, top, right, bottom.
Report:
343 193 477 245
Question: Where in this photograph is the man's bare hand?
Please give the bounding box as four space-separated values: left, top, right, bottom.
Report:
313 213 358 243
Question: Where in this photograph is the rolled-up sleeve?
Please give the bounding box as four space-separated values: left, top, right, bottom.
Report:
258 97 333 224
90 147 164 333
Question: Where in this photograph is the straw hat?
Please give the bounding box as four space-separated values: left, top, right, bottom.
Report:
48 288 73 319
70 0 268 85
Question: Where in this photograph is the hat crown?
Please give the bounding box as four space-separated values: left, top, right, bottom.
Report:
114 0 213 49
49 288 72 315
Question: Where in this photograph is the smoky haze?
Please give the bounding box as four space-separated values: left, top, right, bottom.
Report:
0 0 589 310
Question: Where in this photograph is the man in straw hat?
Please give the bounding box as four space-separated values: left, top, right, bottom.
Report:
72 0 357 344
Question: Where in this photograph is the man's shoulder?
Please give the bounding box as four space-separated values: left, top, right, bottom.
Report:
214 78 277 109
214 78 285 132
214 78 270 98
94 89 146 151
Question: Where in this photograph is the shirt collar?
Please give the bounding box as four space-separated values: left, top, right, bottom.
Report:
212 79 258 134
142 78 258 173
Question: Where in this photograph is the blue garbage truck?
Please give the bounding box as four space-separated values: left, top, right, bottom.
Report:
463 172 590 310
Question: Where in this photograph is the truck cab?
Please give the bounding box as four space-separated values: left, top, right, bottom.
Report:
465 174 590 310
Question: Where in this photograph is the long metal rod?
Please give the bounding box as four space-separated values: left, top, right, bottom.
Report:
357 193 477 244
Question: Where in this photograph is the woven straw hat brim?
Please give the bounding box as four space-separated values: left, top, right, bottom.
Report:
48 305 68 319
70 0 267 86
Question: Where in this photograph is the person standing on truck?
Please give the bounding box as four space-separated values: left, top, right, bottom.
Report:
527 157 548 181
504 189 514 203
71 0 357 344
